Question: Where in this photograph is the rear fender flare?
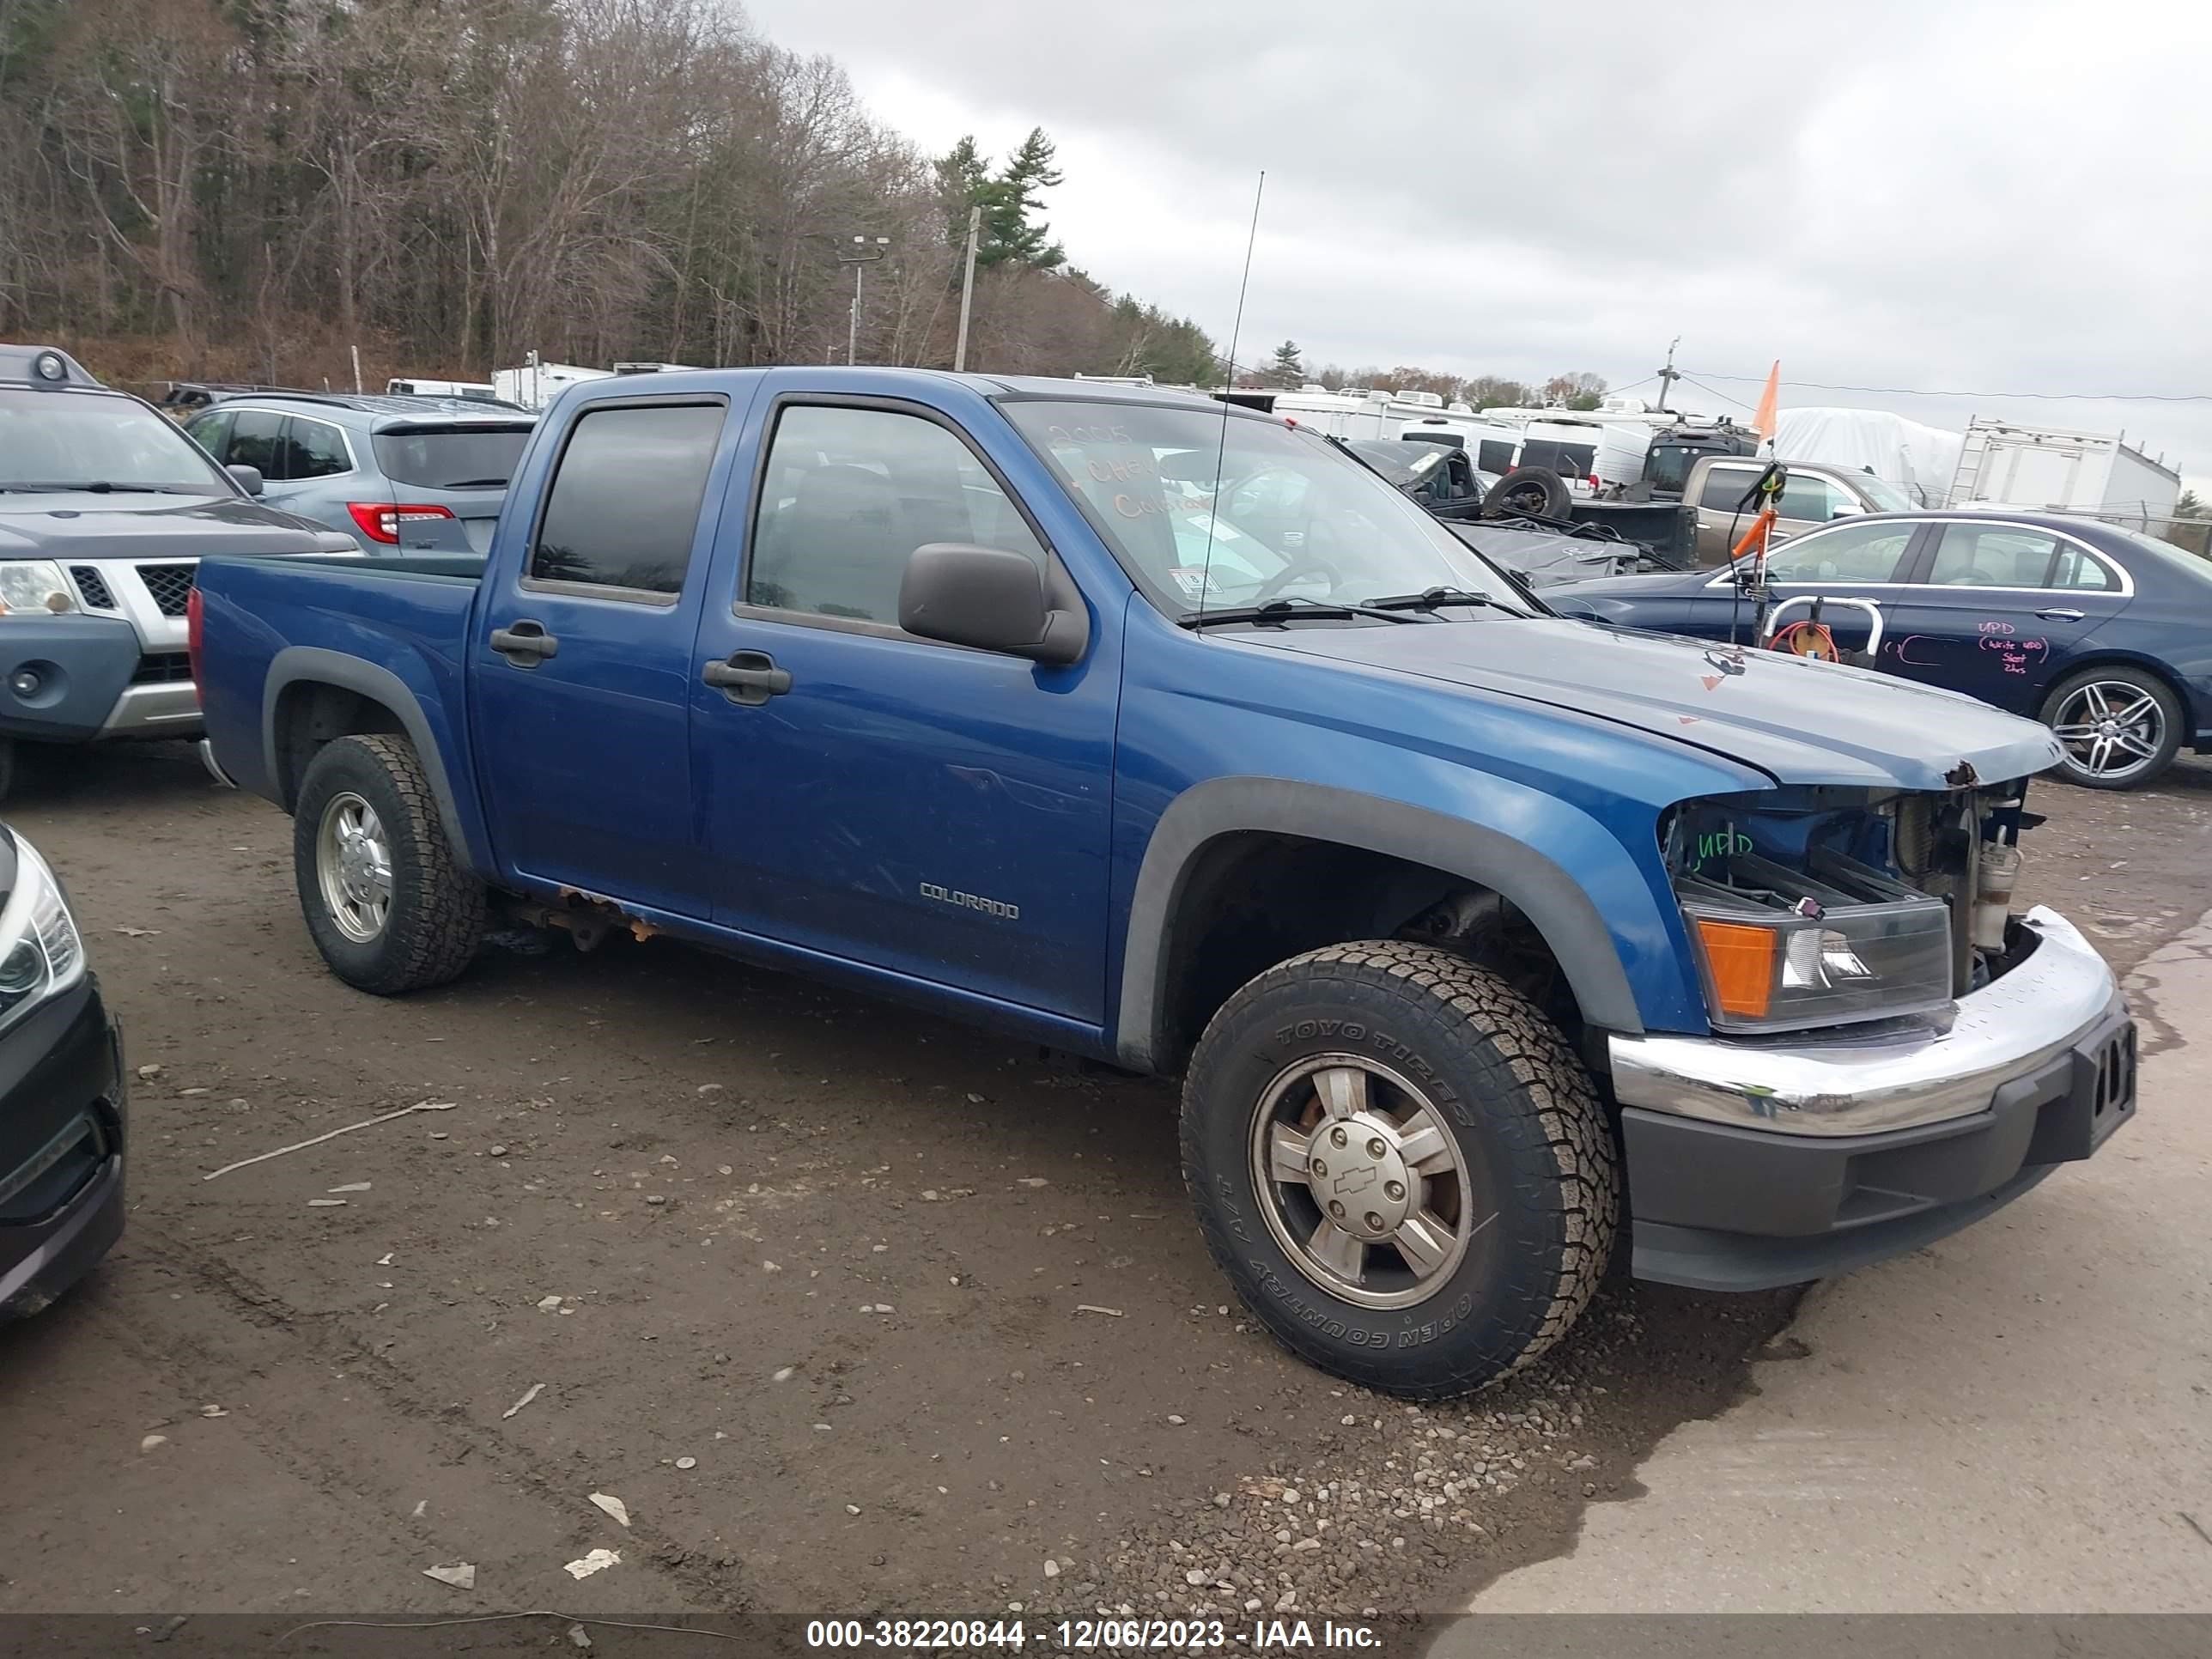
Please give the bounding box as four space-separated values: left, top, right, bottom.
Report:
1113 777 1646 1070
262 646 481 875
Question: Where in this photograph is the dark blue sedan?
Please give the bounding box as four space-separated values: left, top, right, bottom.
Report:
1546 509 2212 788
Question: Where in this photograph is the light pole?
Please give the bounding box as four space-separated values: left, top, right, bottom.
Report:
841 235 890 364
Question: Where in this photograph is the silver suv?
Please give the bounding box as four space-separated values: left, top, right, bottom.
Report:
184 393 536 554
0 344 356 798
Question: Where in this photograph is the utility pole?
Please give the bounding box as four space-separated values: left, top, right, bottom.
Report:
840 235 890 365
1653 336 1681 412
953 205 982 372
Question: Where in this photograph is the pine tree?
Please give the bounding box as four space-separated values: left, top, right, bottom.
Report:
936 127 1066 270
1267 341 1305 386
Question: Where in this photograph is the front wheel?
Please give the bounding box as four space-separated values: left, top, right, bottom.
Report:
1181 940 1619 1399
2039 666 2182 790
293 734 486 994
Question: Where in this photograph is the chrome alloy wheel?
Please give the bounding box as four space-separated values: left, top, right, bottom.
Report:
2051 680 2166 782
316 790 393 944
1247 1054 1493 1310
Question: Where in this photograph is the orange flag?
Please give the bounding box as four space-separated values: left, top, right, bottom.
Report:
1751 360 1780 441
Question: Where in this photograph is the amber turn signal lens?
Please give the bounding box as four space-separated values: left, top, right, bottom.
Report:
1694 917 1777 1019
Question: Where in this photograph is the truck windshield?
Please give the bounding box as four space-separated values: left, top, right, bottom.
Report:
1003 400 1526 616
0 388 231 493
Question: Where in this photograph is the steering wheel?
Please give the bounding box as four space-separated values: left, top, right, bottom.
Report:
1250 559 1343 602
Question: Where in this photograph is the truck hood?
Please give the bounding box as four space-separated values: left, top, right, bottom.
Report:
1243 615 2064 792
0 491 339 558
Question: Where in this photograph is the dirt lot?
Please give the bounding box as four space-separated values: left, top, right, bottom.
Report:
2 747 2206 1621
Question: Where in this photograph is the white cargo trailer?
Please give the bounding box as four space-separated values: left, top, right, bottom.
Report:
1946 417 2179 527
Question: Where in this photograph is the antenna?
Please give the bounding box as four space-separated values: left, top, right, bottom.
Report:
1197 170 1265 629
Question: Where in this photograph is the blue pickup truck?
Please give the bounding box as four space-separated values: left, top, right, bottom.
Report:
195 368 2136 1397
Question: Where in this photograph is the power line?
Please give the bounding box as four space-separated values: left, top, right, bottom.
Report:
1678 374 1757 413
1685 369 2212 404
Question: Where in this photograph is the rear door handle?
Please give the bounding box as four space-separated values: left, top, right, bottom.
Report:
489 620 559 665
702 649 792 705
2036 607 2086 622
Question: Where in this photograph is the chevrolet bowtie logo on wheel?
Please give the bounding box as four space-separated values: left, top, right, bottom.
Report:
1332 1164 1377 1197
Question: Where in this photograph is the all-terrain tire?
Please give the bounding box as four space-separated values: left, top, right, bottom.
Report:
293 734 486 994
1181 939 1619 1399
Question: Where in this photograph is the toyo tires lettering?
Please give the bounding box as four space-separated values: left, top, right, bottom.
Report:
1276 1019 1367 1043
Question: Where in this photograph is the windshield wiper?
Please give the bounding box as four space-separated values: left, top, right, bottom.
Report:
1178 595 1421 629
1364 586 1520 615
439 477 508 489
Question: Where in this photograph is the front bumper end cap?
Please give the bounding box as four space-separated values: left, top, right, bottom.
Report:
1607 905 2120 1138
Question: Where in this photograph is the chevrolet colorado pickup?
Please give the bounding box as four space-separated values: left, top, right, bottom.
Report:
194 369 2137 1398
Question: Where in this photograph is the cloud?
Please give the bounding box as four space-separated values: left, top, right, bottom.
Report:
742 0 2212 489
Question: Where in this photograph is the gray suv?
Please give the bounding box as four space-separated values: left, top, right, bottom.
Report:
0 345 357 798
184 393 536 554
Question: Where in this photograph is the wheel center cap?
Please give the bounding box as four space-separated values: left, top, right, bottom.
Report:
337 836 380 902
1305 1113 1414 1240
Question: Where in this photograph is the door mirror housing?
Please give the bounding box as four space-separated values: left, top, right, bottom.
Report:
899 544 1088 665
1830 499 1861 520
226 464 264 496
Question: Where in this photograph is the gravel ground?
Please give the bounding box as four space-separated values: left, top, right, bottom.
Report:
0 745 2203 1619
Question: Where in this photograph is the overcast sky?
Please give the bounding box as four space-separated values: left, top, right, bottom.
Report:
742 0 2212 495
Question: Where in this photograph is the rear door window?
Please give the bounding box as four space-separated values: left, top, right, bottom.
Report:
283 416 353 480
1924 525 2063 589
528 403 724 597
374 425 536 489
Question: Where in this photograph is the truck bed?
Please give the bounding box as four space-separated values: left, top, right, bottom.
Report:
195 551 491 865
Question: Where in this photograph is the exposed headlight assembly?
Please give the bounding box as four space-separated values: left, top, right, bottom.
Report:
0 836 86 1030
1678 848 1953 1034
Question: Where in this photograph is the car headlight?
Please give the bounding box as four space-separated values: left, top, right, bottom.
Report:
0 560 81 617
0 836 86 1030
1677 852 1954 1033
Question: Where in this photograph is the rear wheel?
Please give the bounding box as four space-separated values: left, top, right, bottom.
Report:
1181 940 1618 1399
2039 666 2181 790
294 734 486 993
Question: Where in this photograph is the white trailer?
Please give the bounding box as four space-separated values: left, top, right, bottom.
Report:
491 358 615 411
1946 417 2180 527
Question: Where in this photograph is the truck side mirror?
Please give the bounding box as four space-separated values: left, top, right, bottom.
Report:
227 464 264 496
899 544 1088 666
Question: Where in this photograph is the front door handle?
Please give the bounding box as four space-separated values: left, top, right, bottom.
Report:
489 620 559 665
702 650 792 706
2036 607 2086 622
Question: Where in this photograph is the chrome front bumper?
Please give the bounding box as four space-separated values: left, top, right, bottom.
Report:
1609 907 2123 1137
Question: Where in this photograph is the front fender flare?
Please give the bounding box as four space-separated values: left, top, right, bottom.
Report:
1114 777 1645 1070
